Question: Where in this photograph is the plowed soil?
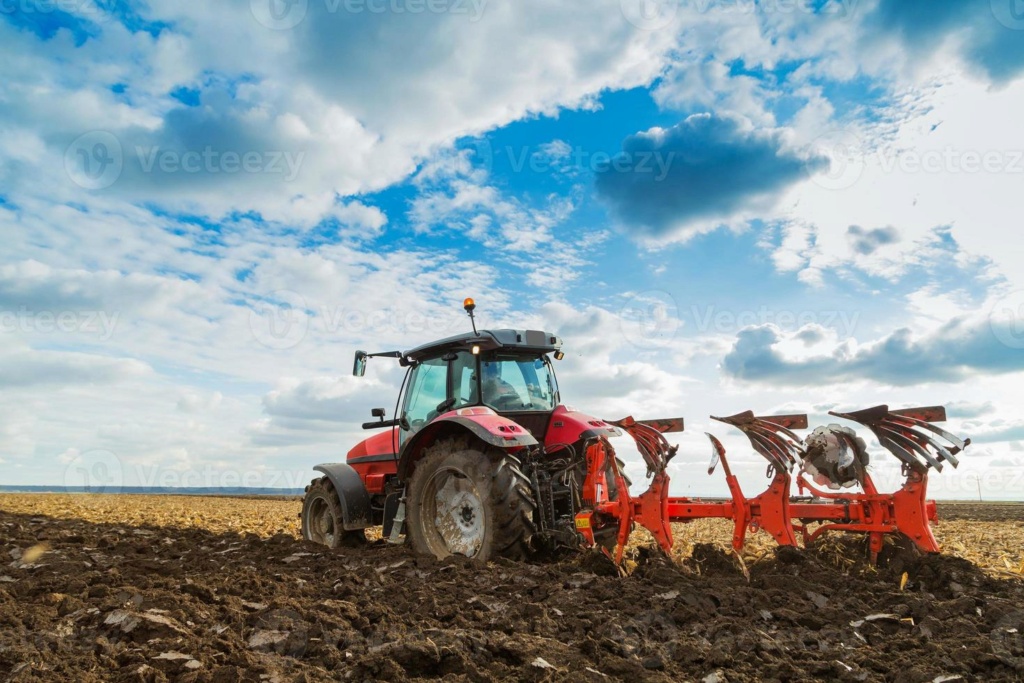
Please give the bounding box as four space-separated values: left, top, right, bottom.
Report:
1 496 1022 682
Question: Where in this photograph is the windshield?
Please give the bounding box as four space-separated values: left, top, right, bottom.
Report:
480 355 558 412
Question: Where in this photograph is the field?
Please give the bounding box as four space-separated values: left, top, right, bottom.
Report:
1 495 1022 682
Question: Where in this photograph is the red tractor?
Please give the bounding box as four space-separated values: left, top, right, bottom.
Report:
301 299 971 563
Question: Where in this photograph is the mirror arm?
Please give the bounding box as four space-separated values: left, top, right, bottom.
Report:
362 418 403 430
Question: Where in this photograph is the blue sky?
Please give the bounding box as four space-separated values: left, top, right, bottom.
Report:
1 0 1023 498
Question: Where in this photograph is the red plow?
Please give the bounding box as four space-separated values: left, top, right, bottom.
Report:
575 406 971 563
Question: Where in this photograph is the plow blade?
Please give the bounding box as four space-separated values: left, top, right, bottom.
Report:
830 405 970 473
711 412 808 473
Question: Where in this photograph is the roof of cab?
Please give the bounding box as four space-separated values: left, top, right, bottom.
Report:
403 329 562 361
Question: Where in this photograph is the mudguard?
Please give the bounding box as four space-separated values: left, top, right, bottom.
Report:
397 410 538 480
313 463 372 530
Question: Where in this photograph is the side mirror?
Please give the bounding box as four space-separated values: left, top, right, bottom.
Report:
371 408 386 418
353 350 368 377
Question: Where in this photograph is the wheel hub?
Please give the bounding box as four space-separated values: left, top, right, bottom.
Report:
433 473 484 556
309 498 335 545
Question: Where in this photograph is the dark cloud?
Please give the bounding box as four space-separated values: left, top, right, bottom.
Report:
721 316 1024 386
795 325 827 345
868 0 1024 85
594 114 826 238
847 225 900 255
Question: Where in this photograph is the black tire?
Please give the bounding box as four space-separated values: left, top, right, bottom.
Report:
301 477 367 548
406 436 537 561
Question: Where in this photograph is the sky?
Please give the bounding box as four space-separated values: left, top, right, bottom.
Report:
1 0 1023 500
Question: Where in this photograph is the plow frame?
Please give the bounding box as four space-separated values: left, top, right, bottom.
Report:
573 406 968 564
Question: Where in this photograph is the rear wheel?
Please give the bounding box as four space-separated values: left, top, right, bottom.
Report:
406 437 537 561
301 477 366 548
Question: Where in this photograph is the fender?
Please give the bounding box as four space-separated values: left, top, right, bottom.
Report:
397 409 538 480
313 463 372 530
545 405 622 445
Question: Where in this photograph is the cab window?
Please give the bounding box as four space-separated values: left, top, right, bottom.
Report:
402 358 448 430
480 356 557 411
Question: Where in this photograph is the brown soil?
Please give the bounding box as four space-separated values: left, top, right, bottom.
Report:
1 498 1023 682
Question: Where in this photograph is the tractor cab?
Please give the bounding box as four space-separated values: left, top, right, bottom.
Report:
398 329 562 443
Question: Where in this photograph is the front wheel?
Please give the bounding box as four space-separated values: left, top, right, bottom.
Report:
406 437 537 561
301 477 366 548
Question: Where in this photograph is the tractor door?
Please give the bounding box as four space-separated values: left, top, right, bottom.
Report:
398 357 449 447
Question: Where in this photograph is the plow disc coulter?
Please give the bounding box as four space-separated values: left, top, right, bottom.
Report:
301 300 972 565
578 406 971 563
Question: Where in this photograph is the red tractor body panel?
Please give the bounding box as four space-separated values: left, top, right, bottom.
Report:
346 428 398 494
543 405 621 446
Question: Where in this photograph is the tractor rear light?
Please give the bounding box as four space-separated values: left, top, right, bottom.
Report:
456 407 495 417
